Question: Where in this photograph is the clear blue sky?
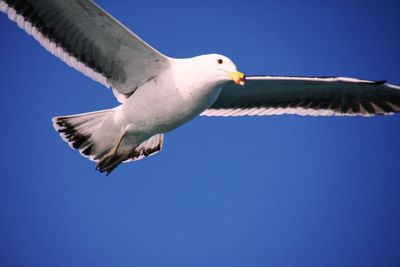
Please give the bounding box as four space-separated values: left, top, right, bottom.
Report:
1 0 400 266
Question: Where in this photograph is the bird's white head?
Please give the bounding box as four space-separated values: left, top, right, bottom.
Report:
193 54 245 86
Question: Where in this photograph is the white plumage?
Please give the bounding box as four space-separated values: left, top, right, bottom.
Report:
2 0 400 174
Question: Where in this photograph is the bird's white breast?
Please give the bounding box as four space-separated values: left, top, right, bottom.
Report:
116 60 224 138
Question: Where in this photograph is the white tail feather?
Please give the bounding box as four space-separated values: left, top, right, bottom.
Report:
52 108 164 174
52 109 115 162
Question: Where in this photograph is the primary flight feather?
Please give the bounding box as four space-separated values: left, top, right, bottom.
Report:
2 0 399 174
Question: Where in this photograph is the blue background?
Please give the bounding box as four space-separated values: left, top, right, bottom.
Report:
1 0 400 266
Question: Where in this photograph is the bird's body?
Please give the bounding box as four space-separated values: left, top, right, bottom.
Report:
118 56 227 135
55 55 235 173
1 0 400 174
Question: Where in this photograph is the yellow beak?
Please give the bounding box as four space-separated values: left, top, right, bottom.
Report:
227 71 245 86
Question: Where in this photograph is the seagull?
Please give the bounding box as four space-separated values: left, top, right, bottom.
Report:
2 0 400 175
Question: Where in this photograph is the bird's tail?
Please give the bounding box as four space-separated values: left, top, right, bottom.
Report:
52 108 116 162
52 108 164 175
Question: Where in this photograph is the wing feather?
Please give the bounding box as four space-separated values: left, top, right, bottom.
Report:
1 0 170 102
202 76 400 117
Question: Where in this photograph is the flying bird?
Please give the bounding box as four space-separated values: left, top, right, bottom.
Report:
2 0 400 175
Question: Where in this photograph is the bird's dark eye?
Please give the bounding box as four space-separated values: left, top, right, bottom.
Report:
217 59 223 64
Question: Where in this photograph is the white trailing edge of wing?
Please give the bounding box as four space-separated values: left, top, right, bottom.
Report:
1 1 110 89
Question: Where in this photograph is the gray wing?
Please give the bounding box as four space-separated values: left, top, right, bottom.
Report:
202 76 400 116
1 0 169 102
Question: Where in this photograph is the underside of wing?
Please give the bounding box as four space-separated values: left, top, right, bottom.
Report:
1 0 170 102
202 76 400 117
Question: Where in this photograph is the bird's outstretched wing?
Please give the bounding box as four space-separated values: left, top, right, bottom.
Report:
1 0 169 102
202 76 400 116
